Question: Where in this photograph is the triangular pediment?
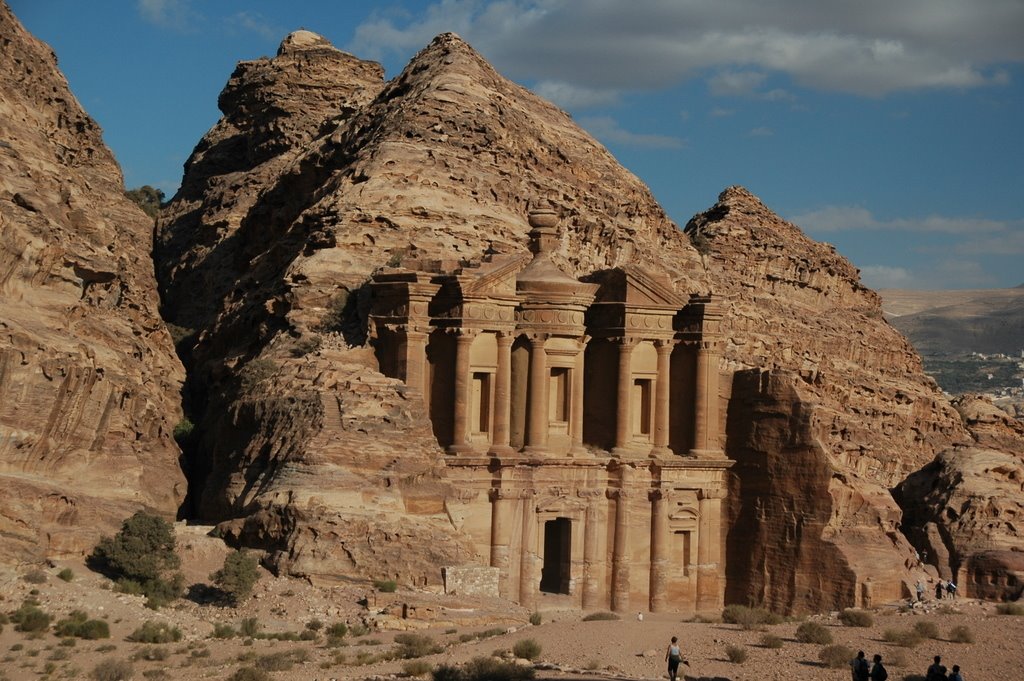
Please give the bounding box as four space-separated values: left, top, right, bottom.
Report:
589 265 685 308
459 253 530 296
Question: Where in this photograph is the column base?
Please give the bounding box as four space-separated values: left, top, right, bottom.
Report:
611 445 644 458
688 448 725 459
521 445 549 457
487 445 517 457
447 444 476 455
569 444 592 458
649 446 672 459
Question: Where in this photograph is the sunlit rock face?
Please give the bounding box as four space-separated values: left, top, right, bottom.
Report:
0 1 186 560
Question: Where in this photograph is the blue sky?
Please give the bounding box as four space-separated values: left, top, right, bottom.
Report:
11 0 1024 290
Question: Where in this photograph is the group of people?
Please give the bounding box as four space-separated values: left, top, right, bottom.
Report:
915 579 958 602
851 652 965 681
925 655 966 680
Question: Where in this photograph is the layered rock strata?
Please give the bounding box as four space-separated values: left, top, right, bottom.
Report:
157 29 1021 609
0 2 186 560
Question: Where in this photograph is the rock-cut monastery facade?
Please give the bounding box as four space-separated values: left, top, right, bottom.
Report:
369 209 731 613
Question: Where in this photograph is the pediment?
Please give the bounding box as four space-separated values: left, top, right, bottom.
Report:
589 265 685 309
460 253 530 297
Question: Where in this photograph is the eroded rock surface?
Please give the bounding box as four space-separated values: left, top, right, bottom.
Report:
156 30 1021 608
0 2 185 560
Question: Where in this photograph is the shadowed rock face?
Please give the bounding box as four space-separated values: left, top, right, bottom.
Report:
156 31 1020 603
0 2 185 559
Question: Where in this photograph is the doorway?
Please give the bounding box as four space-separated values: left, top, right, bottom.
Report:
540 517 572 594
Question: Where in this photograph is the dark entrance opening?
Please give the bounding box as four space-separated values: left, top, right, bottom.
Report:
540 517 572 594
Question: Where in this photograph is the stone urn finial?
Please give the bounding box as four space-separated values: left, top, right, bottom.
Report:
527 208 559 255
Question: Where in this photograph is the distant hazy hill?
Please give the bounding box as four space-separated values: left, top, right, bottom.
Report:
881 287 1024 356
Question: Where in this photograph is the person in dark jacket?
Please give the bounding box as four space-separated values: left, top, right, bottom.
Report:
870 654 888 681
926 655 948 680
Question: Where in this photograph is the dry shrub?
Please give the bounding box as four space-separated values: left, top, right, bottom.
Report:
795 621 833 644
948 625 974 643
722 605 782 629
512 638 542 660
404 660 434 677
581 612 619 621
528 612 542 626
759 634 784 649
725 644 748 663
996 602 1024 615
818 645 854 669
395 633 443 658
127 621 181 644
228 668 270 681
90 659 133 681
913 620 940 639
839 609 874 627
885 649 907 667
882 628 923 648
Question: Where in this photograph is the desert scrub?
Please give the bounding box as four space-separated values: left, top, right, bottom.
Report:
240 358 278 390
211 549 260 605
724 644 748 663
913 620 940 639
818 644 854 669
528 612 542 626
23 569 48 584
882 628 923 648
54 611 109 639
11 602 52 633
996 602 1024 615
795 621 832 644
395 633 443 658
127 621 182 644
89 511 183 609
512 638 542 660
722 605 783 629
57 568 74 582
404 660 434 677
239 618 261 638
582 612 620 621
433 656 535 681
838 609 873 627
228 668 270 681
374 579 398 592
759 634 784 648
948 625 975 643
212 623 238 638
256 650 309 671
132 646 169 661
90 659 133 681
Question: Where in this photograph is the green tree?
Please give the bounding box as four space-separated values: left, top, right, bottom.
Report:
125 185 165 219
89 511 182 608
211 550 260 605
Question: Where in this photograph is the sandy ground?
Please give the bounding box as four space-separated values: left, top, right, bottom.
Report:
1 544 1022 681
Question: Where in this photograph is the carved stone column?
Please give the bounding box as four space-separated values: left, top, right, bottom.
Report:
580 489 603 609
610 488 631 612
449 330 476 454
490 488 514 598
523 335 549 455
652 340 673 457
649 489 669 612
569 337 589 456
519 491 538 609
404 328 429 402
612 339 636 457
695 487 725 612
691 340 722 457
489 332 515 455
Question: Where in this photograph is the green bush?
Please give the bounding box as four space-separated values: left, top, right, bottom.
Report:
395 633 443 658
759 634 784 648
127 621 182 644
913 620 940 639
722 604 782 629
512 638 542 660
839 609 873 627
90 659 133 681
212 623 237 639
239 618 261 638
132 646 169 661
57 568 74 582
326 622 348 638
528 612 542 626
948 625 974 643
11 602 51 633
240 358 278 390
996 602 1024 615
90 511 182 609
725 644 748 663
256 650 309 671
374 579 398 593
432 657 535 681
228 668 270 681
581 612 620 621
404 660 434 676
795 621 832 644
54 612 109 640
210 550 260 605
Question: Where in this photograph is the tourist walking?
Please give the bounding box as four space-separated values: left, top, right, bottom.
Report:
946 581 957 599
850 650 870 681
948 664 964 681
935 580 945 599
665 636 683 681
926 654 948 680
916 580 925 602
870 654 888 681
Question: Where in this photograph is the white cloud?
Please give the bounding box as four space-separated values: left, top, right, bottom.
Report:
577 116 686 150
533 81 620 109
227 11 281 41
347 0 1023 97
137 0 195 30
860 265 914 289
748 126 774 137
790 205 1011 234
709 70 767 96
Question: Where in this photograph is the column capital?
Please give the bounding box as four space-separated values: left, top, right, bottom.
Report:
495 331 516 346
607 488 633 500
698 487 727 500
455 328 480 342
648 488 667 501
654 338 676 352
577 488 605 500
526 332 550 345
613 336 641 348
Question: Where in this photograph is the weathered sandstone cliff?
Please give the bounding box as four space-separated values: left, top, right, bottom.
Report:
156 30 1021 609
0 2 186 560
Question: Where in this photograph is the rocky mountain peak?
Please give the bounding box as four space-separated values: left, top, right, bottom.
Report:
276 29 335 55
